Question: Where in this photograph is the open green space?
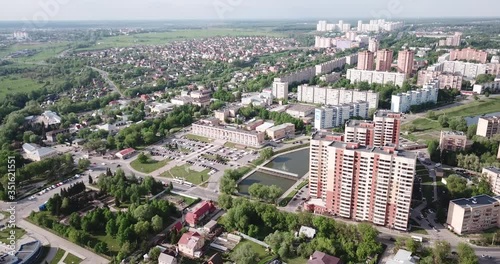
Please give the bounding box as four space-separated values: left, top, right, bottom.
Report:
410 226 429 235
130 156 171 173
161 164 210 185
0 74 46 99
224 141 259 150
50 248 66 264
0 42 70 61
92 234 121 256
185 134 213 143
75 29 286 51
63 253 83 264
235 240 271 262
0 227 26 244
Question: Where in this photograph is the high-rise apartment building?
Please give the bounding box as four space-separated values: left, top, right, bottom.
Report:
307 134 417 231
358 50 374 71
376 49 394 72
476 116 500 138
368 38 379 53
297 85 379 109
272 81 289 100
397 50 415 76
345 110 402 148
450 47 488 64
391 79 439 113
314 102 369 130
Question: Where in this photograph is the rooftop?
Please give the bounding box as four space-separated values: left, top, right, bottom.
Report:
479 116 500 121
287 104 315 113
267 123 294 132
387 249 417 264
328 141 416 158
193 120 263 136
375 110 402 118
308 251 343 264
484 167 500 174
452 195 500 208
441 130 466 136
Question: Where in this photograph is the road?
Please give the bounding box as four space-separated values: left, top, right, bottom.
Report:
90 66 125 98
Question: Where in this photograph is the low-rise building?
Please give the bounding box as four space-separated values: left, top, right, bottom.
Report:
266 123 295 140
42 110 62 126
116 148 136 159
245 119 264 131
387 249 418 264
446 195 500 235
477 116 500 138
171 96 193 106
286 104 316 118
308 251 343 264
214 106 241 122
150 102 174 114
483 167 500 196
22 143 58 161
191 119 265 147
417 70 463 89
298 226 316 239
158 252 177 264
190 89 212 107
45 128 70 143
473 78 500 94
178 232 205 258
256 122 275 133
439 131 468 151
185 201 216 227
241 90 273 106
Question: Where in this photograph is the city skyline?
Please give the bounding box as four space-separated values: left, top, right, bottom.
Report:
1 0 500 21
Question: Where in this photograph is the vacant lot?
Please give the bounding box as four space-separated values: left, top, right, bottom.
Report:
0 74 45 99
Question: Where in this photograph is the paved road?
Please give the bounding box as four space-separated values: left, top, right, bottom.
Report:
90 66 125 98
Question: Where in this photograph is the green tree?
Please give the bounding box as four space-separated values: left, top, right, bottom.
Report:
220 175 237 194
457 242 478 264
438 115 449 128
467 124 478 139
427 110 437 120
428 140 440 162
78 158 91 170
447 175 467 197
148 247 162 262
432 240 451 264
231 243 259 264
94 242 108 254
151 215 163 232
218 193 233 210
137 153 148 163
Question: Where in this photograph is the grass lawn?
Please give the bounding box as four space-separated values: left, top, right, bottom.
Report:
410 226 429 235
284 257 309 264
50 248 66 264
0 227 26 244
235 240 271 262
75 29 286 51
63 253 83 264
161 164 210 185
130 156 171 173
0 74 46 99
185 134 213 143
92 234 121 256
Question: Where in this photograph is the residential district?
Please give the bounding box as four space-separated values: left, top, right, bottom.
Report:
0 16 500 264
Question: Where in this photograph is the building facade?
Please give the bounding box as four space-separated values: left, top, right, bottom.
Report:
450 47 488 64
397 50 415 76
477 116 500 138
417 70 463 89
191 119 265 147
447 195 500 235
266 123 295 140
346 69 407 86
344 110 402 148
376 49 394 72
272 81 289 100
391 80 439 113
307 135 417 231
439 131 468 151
297 85 379 109
483 167 500 196
314 102 369 130
357 50 374 71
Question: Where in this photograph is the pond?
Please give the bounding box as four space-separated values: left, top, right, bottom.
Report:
238 148 310 195
238 171 298 195
465 112 500 126
264 148 310 176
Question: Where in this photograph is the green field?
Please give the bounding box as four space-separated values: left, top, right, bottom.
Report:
130 156 171 173
63 253 83 264
50 248 66 264
76 29 286 51
161 164 210 185
235 240 271 262
0 227 26 244
0 74 46 99
0 42 71 62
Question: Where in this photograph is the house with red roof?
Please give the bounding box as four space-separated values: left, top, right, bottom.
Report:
177 231 205 258
185 201 215 227
115 148 136 159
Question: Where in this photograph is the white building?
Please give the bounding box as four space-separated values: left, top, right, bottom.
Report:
297 85 379 109
346 69 407 86
473 78 500 94
272 81 288 100
314 101 369 130
391 80 439 113
150 102 174 114
22 143 58 161
315 57 347 75
170 96 193 106
241 90 273 106
42 111 61 126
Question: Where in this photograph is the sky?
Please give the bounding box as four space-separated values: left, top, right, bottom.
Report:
0 0 499 21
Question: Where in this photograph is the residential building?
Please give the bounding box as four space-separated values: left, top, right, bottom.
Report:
178 232 205 258
450 47 488 64
391 80 439 113
477 116 500 138
438 32 462 47
446 195 500 235
320 72 342 83
96 123 117 132
387 249 417 264
191 119 265 147
286 104 316 118
483 167 500 196
498 143 500 160
306 134 417 231
346 69 407 86
190 89 212 107
297 85 379 109
368 38 379 53
185 201 216 227
22 143 58 161
214 106 241 122
344 110 402 148
315 36 333 48
316 57 347 75
439 131 468 151
171 96 193 106
308 251 343 264
426 61 497 79
266 123 295 140
115 148 137 159
158 252 177 264
397 50 415 76
298 226 316 239
357 50 374 71
150 102 174 114
275 67 316 87
41 110 61 126
45 128 69 143
272 80 289 100
241 90 273 107
376 49 394 72
417 71 463 89
314 101 369 130
473 78 500 94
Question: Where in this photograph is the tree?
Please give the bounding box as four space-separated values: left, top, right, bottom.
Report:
428 140 440 162
457 242 478 264
467 124 477 139
94 242 108 254
88 175 93 185
438 115 449 128
78 158 91 170
260 147 274 160
137 153 148 163
220 175 237 194
151 215 163 232
148 247 161 262
106 219 118 237
446 175 468 197
134 221 151 237
230 243 258 264
218 193 233 210
68 212 81 229
427 110 437 120
432 240 451 264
